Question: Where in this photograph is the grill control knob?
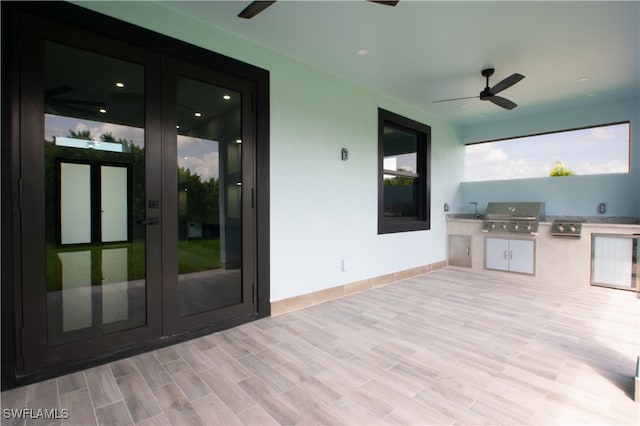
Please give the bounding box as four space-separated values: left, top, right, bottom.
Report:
570 225 576 232
525 224 532 231
501 223 507 229
513 223 519 230
557 225 565 232
491 223 496 229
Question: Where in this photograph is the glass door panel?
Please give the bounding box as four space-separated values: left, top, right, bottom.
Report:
18 13 258 373
59 162 91 244
176 76 243 317
101 165 129 243
44 41 147 346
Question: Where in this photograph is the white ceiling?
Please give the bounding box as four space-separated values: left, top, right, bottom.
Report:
160 0 640 127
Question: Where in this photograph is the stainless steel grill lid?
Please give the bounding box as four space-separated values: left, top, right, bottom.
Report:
482 202 545 234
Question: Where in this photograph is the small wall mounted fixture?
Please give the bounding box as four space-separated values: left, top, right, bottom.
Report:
341 148 349 161
598 202 606 214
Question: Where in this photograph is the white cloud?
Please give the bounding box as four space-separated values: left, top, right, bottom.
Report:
177 135 207 149
178 151 220 181
465 144 547 181
574 160 628 175
465 144 508 166
590 126 616 140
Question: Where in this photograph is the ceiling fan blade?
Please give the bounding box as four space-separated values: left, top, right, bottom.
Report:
45 102 99 116
486 95 518 110
45 85 74 98
432 96 479 104
238 1 277 19
368 0 399 6
489 73 525 95
48 98 106 107
108 92 144 100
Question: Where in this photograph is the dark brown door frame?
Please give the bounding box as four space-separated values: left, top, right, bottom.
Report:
161 58 257 334
1 2 270 390
18 11 164 374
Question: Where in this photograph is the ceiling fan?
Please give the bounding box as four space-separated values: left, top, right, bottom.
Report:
238 0 398 19
433 68 525 110
45 85 106 114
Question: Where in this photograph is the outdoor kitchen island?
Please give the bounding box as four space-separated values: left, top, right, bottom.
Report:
446 213 640 291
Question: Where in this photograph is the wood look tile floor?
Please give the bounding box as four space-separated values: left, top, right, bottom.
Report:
2 268 639 425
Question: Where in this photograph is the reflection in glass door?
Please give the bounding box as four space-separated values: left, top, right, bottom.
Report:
43 41 147 346
175 76 244 317
17 13 260 374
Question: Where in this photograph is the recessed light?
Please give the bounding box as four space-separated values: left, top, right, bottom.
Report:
194 112 202 117
235 139 242 144
99 108 107 114
115 82 125 88
577 76 590 83
223 95 231 100
176 125 180 129
356 49 368 56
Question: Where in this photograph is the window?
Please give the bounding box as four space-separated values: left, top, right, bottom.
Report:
378 108 431 234
465 122 630 182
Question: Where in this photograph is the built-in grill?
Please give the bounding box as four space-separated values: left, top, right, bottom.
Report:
482 202 545 235
551 220 582 238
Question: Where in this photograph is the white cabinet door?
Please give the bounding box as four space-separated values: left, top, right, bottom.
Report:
486 237 535 274
486 238 509 271
508 239 535 275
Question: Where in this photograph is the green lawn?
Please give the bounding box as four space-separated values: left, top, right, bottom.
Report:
46 238 220 291
178 238 220 273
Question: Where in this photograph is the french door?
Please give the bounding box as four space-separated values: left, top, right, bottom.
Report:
161 58 256 334
18 14 256 372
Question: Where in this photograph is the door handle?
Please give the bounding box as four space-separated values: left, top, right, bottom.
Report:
138 217 159 225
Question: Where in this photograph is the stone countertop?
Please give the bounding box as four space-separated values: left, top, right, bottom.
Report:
446 214 484 220
446 213 640 225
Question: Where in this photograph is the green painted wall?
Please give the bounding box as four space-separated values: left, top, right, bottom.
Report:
73 1 463 301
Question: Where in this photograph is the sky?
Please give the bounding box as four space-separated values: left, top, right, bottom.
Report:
45 114 144 148
177 136 219 181
464 123 629 181
45 114 220 181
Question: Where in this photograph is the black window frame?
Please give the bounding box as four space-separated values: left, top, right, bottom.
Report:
378 108 431 234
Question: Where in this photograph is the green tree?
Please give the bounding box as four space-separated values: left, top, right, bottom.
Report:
178 167 219 223
384 167 414 187
549 161 575 177
67 129 93 140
